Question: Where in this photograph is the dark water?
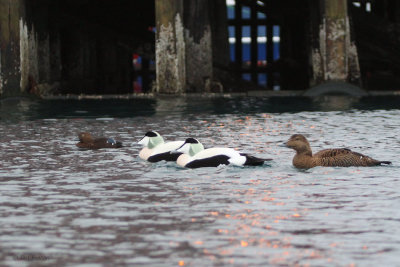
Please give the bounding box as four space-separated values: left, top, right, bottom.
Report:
0 96 400 266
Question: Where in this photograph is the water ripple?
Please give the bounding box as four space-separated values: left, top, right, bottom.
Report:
0 103 400 266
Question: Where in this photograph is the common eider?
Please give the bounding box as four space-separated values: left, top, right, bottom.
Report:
284 134 391 169
175 138 272 168
138 131 184 162
76 132 122 149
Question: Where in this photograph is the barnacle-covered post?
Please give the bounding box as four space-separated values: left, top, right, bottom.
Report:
310 0 361 86
155 0 213 94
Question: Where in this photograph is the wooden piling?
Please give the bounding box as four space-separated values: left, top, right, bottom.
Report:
311 0 361 86
0 0 23 96
155 0 213 94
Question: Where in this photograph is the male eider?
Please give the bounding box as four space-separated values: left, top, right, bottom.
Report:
284 134 391 169
138 131 184 162
175 138 272 168
76 132 122 149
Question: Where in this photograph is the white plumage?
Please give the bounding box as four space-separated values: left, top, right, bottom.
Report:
175 138 270 168
138 131 184 162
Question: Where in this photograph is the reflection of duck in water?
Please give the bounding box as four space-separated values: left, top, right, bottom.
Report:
76 132 122 149
284 134 391 169
175 138 272 168
138 131 184 162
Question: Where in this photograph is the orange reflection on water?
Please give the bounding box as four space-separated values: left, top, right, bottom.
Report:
261 197 275 202
218 229 229 234
241 240 249 247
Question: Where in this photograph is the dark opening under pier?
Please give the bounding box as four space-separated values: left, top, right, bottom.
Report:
1 0 400 97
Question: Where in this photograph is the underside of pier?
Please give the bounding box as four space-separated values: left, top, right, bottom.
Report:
0 0 400 97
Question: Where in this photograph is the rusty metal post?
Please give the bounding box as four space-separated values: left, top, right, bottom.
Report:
155 0 213 94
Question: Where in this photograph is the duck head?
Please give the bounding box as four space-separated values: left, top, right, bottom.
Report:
138 131 165 149
176 138 204 156
78 132 94 143
285 134 312 155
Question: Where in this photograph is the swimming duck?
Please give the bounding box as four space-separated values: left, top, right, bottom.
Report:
76 132 122 149
138 131 184 162
175 138 272 168
284 134 391 169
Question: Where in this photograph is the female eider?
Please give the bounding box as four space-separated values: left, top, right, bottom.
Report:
138 131 184 162
284 134 391 169
175 138 272 168
76 132 122 149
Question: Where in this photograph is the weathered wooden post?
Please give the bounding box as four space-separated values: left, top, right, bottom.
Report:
155 0 213 94
309 0 362 94
0 0 23 96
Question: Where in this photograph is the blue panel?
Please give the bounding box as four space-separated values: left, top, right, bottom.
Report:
242 73 251 81
273 25 280 37
242 43 251 62
257 12 266 19
242 6 251 19
242 26 251 38
227 5 235 19
258 25 266 37
258 74 267 86
230 44 235 62
228 26 235 37
273 43 280 60
258 43 266 61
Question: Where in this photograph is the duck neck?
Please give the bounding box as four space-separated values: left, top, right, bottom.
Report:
293 149 313 169
189 143 204 157
296 142 313 156
148 136 164 149
296 149 312 157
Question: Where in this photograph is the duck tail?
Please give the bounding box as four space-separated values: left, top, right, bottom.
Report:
379 161 392 165
116 142 123 148
242 154 273 166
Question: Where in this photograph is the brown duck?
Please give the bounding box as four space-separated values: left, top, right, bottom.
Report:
76 132 122 149
284 134 391 169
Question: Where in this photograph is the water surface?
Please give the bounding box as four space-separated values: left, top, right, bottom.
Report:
0 96 399 266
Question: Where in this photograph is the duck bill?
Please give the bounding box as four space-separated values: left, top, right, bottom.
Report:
174 142 189 154
279 142 288 148
138 136 149 146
